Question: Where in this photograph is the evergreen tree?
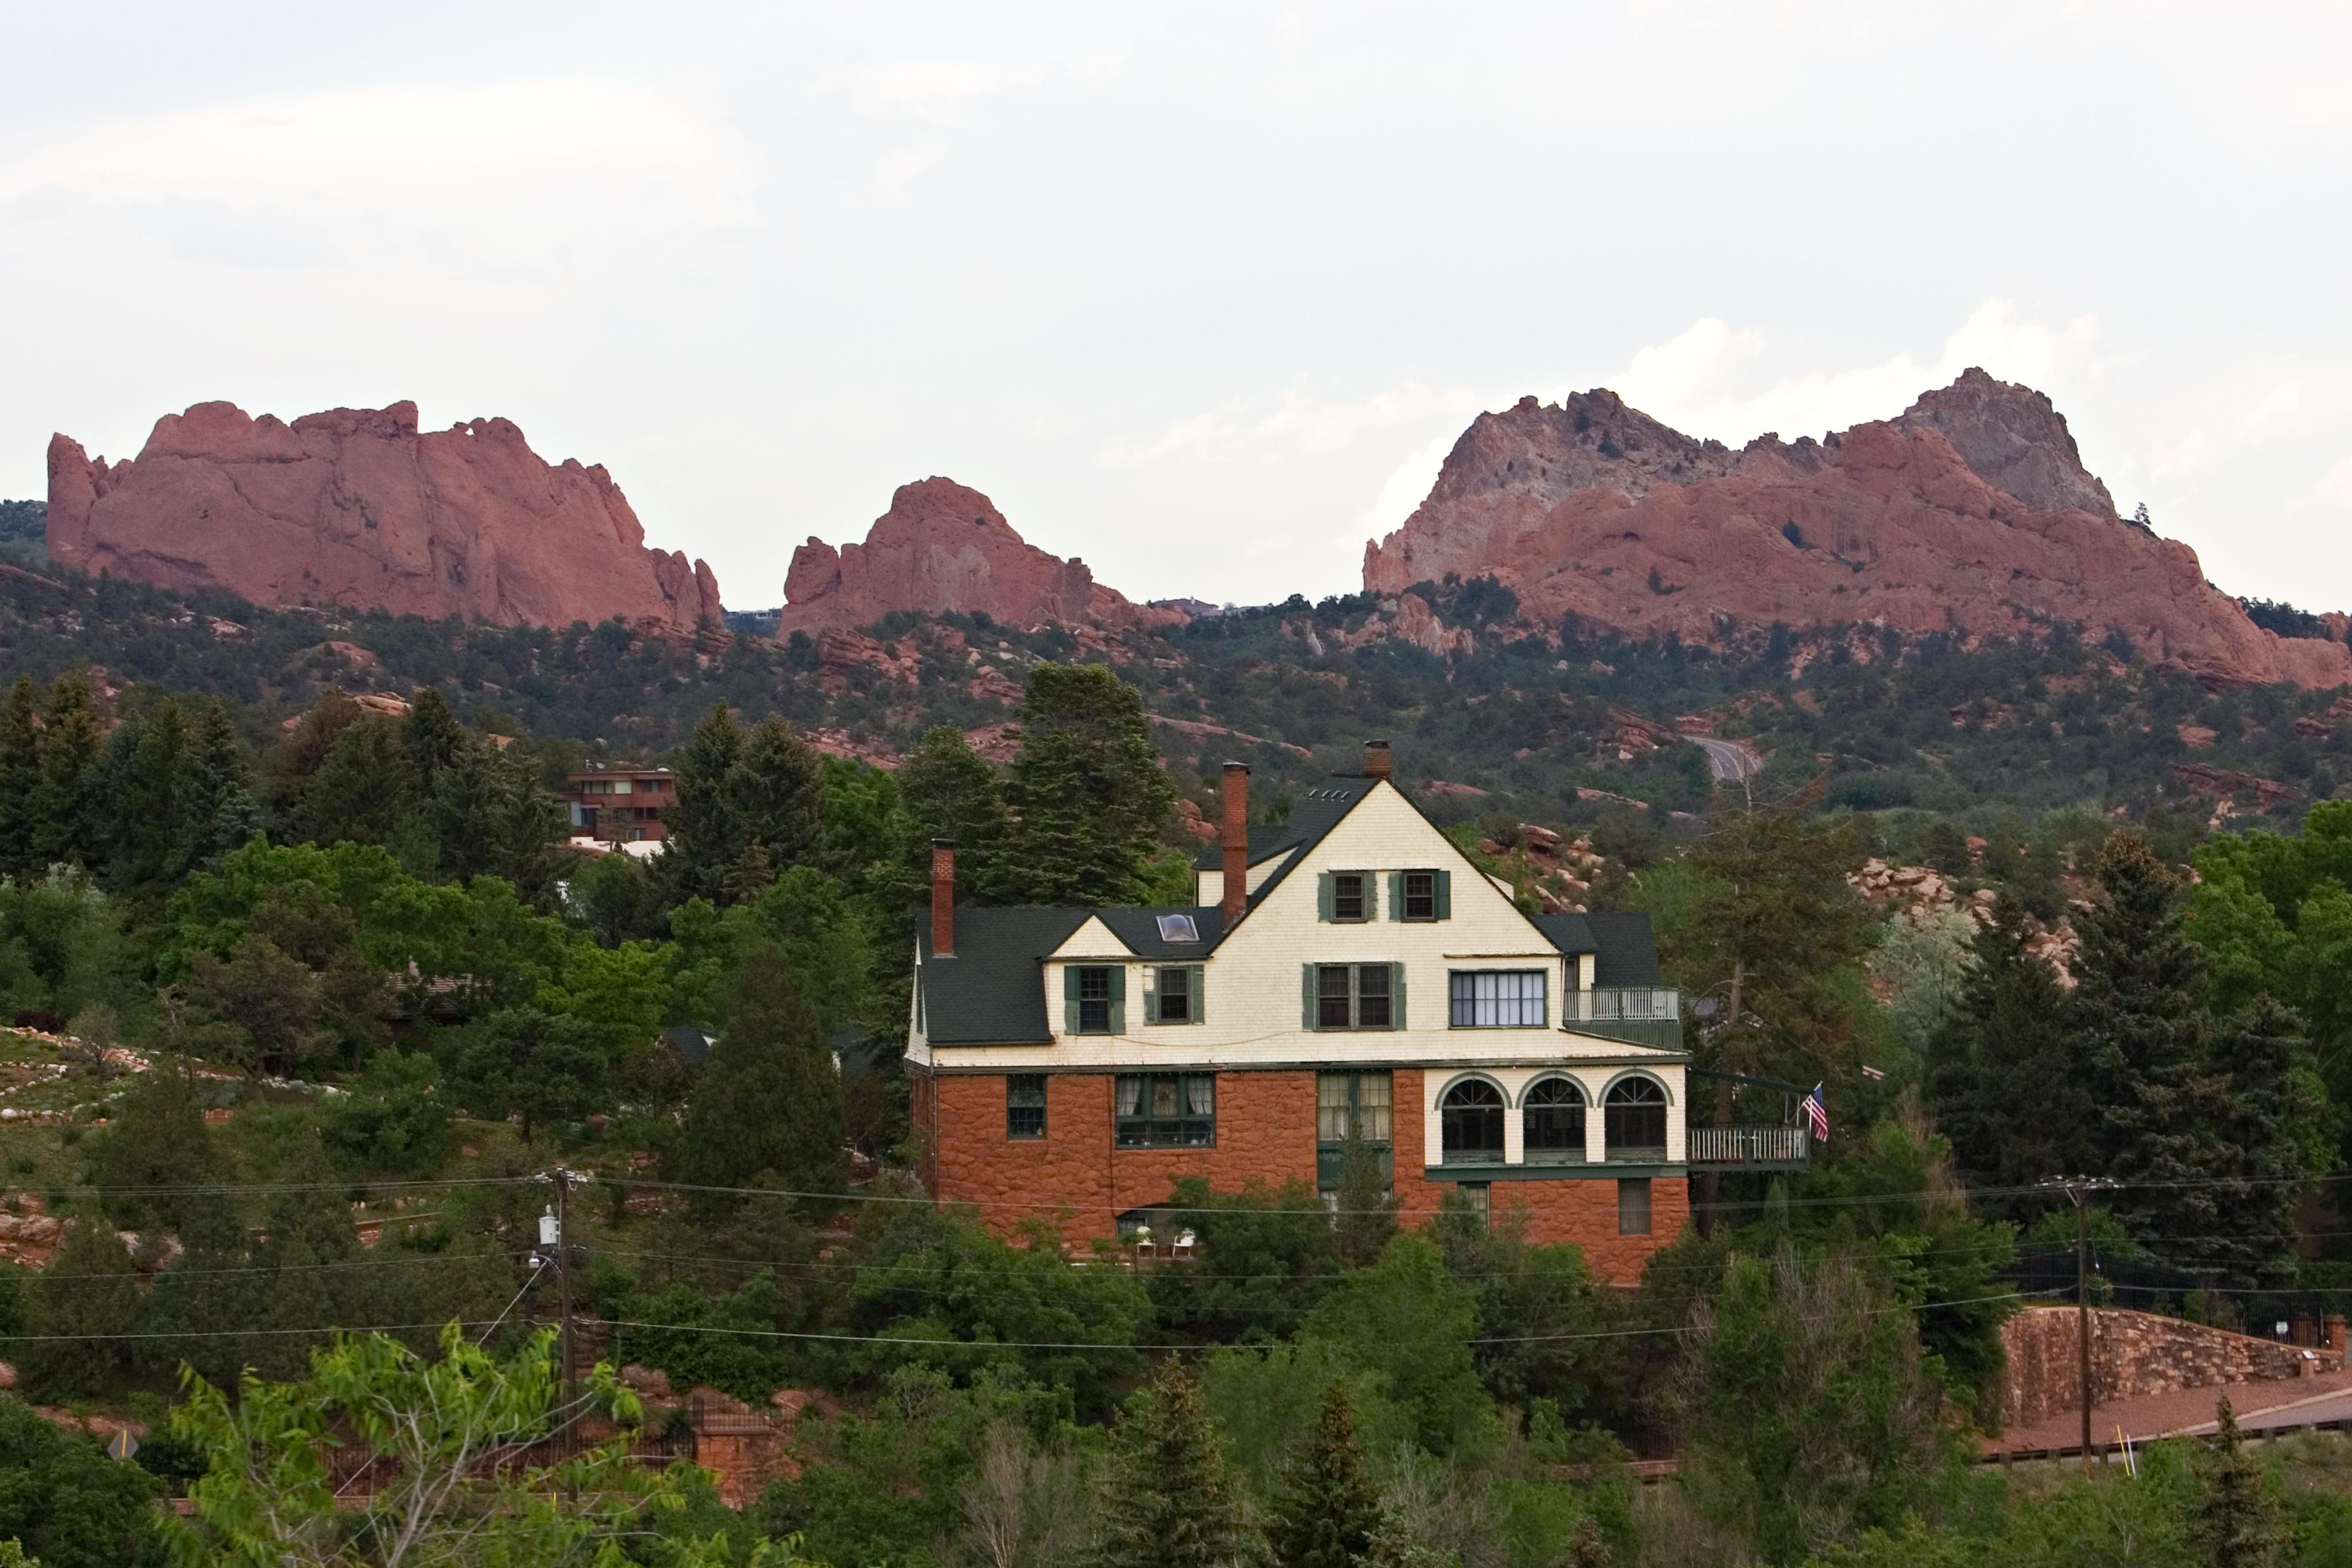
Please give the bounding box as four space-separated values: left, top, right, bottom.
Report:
400 687 467 798
1266 1382 1382 1568
730 717 824 872
291 716 414 851
2204 998 2316 1288
100 696 195 897
262 690 362 835
1925 892 2087 1189
1003 663 1176 907
674 948 847 1216
2076 832 2224 1249
16 1210 140 1400
1331 1135 1397 1269
1092 1360 1262 1568
135 1184 260 1390
899 725 1010 902
0 1397 167 1568
0 678 41 881
664 702 747 904
184 699 259 868
82 1064 215 1232
28 676 101 873
2189 1399 2282 1568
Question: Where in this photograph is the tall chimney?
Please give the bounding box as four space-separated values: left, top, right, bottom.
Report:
1220 762 1250 924
1364 739 1393 781
930 840 955 958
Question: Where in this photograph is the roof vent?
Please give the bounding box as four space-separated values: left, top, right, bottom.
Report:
1156 913 1200 943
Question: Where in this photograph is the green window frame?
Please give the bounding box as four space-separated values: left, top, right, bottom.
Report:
1144 964 1206 1024
1388 868 1450 921
1006 1074 1047 1139
1317 870 1376 923
1316 1071 1394 1191
1302 963 1406 1030
1063 964 1125 1035
1115 1072 1215 1147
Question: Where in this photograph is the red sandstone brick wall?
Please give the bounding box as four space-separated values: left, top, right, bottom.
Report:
915 1064 1687 1282
2002 1306 2344 1428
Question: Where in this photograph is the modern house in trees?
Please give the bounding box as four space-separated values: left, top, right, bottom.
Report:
906 742 1809 1282
563 765 676 847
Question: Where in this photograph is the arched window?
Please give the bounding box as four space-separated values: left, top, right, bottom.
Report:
1440 1079 1505 1164
1604 1076 1668 1162
1523 1077 1586 1164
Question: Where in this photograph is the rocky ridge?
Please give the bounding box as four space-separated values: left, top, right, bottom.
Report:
47 402 724 635
1363 370 2351 689
779 476 1176 635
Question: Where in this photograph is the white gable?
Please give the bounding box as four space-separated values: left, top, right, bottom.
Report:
1046 915 1133 962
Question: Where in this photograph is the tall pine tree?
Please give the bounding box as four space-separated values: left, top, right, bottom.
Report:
2204 998 2317 1288
730 717 824 874
898 725 1010 902
186 698 260 868
1092 1360 1262 1568
664 702 747 905
29 674 101 872
2189 1399 2283 1568
1003 663 1175 907
674 947 847 1216
0 676 40 880
1266 1382 1382 1568
2076 832 2225 1250
1925 892 2087 1190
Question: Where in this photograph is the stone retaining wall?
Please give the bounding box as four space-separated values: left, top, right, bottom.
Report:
2002 1305 2340 1428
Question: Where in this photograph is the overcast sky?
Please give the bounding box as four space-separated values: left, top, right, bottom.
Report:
5 2 2349 613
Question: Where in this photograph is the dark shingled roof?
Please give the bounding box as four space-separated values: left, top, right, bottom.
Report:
919 906 1229 1043
1534 911 1661 986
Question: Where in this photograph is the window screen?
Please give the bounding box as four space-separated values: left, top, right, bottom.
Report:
1449 970 1547 1028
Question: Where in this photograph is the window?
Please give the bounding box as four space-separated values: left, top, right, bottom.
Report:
1401 870 1440 921
1006 1074 1046 1139
1316 1071 1394 1191
1154 965 1196 1024
1319 870 1375 923
1460 1182 1491 1224
1116 1073 1215 1147
1449 970 1548 1028
1065 965 1124 1035
1522 1077 1586 1164
1618 1177 1652 1235
1440 1078 1505 1164
1604 1077 1669 1162
1156 913 1199 943
1310 964 1402 1030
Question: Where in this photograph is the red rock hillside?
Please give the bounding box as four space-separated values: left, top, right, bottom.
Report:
47 402 725 634
1364 369 2350 689
780 476 1174 634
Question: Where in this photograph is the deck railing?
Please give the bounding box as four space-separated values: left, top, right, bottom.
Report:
1564 988 1680 1022
1686 1126 1810 1165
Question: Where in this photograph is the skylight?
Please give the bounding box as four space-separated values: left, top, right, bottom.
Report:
1156 913 1200 943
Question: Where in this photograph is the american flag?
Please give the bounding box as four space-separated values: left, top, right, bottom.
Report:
1804 1084 1829 1143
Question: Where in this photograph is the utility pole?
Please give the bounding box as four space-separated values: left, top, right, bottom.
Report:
2040 1175 2117 1469
538 1167 576 1448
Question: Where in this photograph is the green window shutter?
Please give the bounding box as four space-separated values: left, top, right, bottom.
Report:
1317 872 1335 922
1190 965 1206 1025
1434 869 1451 920
1387 871 1404 921
1143 971 1160 1026
1390 962 1407 1030
1303 964 1318 1030
1062 966 1080 1036
1107 966 1126 1034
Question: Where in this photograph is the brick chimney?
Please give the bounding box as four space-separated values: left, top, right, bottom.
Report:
930 840 955 958
1220 762 1250 924
1364 739 1392 781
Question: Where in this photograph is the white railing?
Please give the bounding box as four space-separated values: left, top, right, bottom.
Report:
1686 1126 1810 1165
1565 988 1680 1022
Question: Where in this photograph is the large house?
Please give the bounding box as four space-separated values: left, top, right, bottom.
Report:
906 742 1807 1282
563 766 676 847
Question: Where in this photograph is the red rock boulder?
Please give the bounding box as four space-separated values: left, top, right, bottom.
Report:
47 401 724 634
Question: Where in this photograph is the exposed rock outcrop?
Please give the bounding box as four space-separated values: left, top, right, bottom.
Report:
1363 371 2351 689
47 402 724 634
779 477 1175 634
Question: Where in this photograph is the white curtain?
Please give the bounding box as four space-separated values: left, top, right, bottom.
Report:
1117 1077 1142 1117
1186 1075 1214 1117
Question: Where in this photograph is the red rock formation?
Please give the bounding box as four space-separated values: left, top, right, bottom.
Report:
779 476 1176 634
47 402 723 634
1364 371 2351 689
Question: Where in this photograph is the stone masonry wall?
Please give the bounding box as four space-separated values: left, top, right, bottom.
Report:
918 1065 1689 1282
2002 1305 2342 1428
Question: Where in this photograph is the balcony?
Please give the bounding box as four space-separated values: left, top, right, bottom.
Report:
1686 1125 1810 1170
1562 987 1682 1048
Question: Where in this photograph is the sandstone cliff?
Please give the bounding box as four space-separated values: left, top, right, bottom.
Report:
1364 370 2349 689
47 402 725 634
779 476 1173 635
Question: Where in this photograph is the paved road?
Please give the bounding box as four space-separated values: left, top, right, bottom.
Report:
1691 736 1760 782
